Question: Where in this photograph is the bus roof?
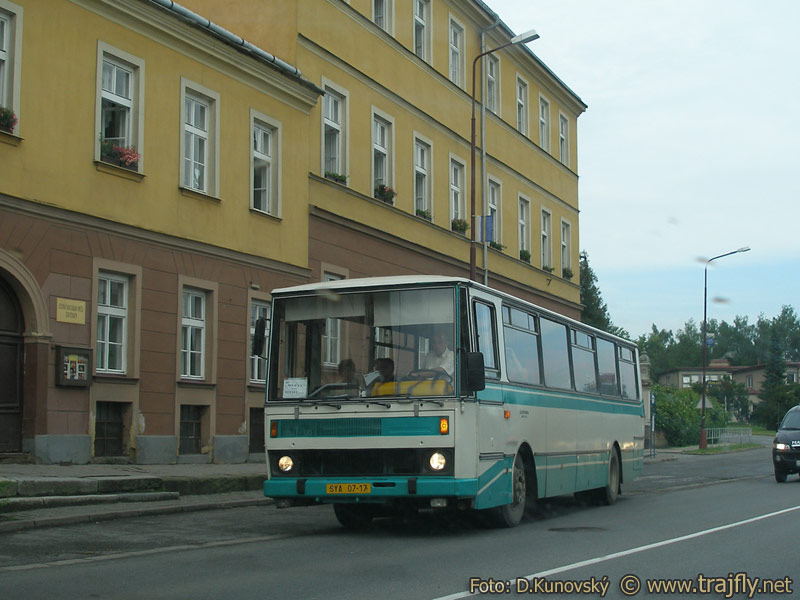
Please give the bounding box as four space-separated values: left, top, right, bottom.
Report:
271 275 636 348
271 275 468 295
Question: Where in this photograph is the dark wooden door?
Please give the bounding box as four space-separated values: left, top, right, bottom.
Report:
0 277 23 452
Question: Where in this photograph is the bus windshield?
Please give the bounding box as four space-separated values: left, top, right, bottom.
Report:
269 286 457 400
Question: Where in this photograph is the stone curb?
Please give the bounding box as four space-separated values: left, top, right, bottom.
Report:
0 491 180 513
0 495 272 533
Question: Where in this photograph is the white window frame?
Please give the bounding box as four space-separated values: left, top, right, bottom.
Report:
448 16 465 88
559 112 569 166
487 177 501 244
539 94 551 152
449 155 466 222
373 0 393 33
518 195 530 255
541 208 552 269
486 54 500 115
181 288 206 380
321 80 349 182
96 272 128 374
413 134 433 218
413 0 431 62
0 0 22 133
95 43 144 169
516 75 528 135
250 109 281 217
561 218 572 273
180 79 220 196
322 272 344 367
249 299 270 384
372 109 393 194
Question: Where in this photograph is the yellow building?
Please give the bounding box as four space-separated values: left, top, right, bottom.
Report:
182 0 586 315
0 0 586 464
0 0 320 462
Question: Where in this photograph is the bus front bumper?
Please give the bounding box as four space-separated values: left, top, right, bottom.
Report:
264 476 478 502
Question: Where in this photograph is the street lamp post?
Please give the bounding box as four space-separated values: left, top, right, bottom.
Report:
699 246 750 448
469 29 539 281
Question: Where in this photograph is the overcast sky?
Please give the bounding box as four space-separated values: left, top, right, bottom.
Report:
490 0 800 338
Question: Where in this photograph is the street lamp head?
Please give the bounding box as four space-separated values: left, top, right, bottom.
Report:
510 29 540 45
736 246 751 253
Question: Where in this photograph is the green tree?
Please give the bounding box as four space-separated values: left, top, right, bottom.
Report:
652 384 726 447
704 377 750 421
752 328 795 426
579 251 628 339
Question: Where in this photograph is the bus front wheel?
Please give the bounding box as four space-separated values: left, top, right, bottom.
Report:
333 503 375 529
488 453 527 528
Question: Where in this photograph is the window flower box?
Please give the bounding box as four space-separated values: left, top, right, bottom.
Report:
451 218 469 234
374 184 396 204
519 249 531 263
100 138 140 171
416 209 431 221
325 171 347 184
0 107 17 134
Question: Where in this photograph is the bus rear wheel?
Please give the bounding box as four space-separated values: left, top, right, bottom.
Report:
594 448 620 505
333 503 375 529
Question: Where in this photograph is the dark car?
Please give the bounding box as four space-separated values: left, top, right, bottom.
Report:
773 405 800 482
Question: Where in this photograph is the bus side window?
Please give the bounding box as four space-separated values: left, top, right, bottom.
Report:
473 301 499 378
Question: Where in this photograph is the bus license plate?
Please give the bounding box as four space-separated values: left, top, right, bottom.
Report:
326 483 371 495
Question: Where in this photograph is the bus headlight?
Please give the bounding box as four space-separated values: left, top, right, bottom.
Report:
277 455 294 472
429 452 447 471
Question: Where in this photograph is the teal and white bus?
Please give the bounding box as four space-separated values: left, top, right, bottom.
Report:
258 276 644 528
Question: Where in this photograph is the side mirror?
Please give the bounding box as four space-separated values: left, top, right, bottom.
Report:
464 351 486 393
251 317 268 356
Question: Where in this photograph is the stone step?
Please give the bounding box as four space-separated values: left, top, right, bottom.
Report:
0 491 180 513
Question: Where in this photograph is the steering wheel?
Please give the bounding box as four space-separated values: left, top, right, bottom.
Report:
405 369 453 384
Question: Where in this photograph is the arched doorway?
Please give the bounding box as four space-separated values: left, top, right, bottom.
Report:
0 276 23 452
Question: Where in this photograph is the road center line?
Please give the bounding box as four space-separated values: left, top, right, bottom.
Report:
433 503 800 600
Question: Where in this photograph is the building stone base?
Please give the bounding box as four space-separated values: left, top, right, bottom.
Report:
136 436 178 464
29 435 92 465
212 435 249 464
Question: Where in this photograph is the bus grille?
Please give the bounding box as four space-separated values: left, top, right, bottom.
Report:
268 448 452 477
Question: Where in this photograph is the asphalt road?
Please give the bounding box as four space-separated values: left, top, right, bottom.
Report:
2 440 798 600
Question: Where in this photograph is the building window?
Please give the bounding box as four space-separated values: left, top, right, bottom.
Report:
559 114 569 166
95 402 126 457
746 375 753 389
518 196 530 257
414 138 431 218
448 18 464 87
487 179 501 244
413 0 429 61
0 1 21 133
250 300 270 384
179 405 204 454
181 289 205 379
95 44 144 169
561 220 571 273
373 114 391 195
541 209 552 269
486 55 499 114
181 80 219 195
539 96 550 151
516 77 528 135
96 273 127 374
373 0 391 32
449 158 465 223
251 112 280 216
322 272 343 366
322 85 347 181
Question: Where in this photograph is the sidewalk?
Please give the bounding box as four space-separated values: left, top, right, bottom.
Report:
0 461 270 533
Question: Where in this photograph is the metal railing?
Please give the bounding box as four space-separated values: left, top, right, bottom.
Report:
704 427 752 445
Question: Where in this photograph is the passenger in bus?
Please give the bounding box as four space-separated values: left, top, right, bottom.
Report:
337 358 358 385
419 332 454 379
368 358 396 396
